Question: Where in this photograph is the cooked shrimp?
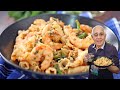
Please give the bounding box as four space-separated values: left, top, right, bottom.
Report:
49 30 62 42
33 19 47 31
80 24 92 33
30 43 53 71
80 33 94 49
49 17 64 28
42 31 64 50
66 39 75 49
33 19 46 25
41 24 52 36
69 33 94 49
52 22 64 36
60 35 68 44
24 35 37 52
64 25 74 36
11 17 94 75
28 24 40 32
64 25 80 36
49 42 64 50
69 49 88 67
42 18 64 37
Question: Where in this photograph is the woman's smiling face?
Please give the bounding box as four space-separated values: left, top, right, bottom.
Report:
92 25 106 48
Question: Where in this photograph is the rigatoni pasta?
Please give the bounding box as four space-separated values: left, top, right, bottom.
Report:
68 66 89 74
45 67 57 74
19 61 29 70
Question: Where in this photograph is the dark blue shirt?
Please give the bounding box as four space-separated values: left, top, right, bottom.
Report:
88 42 119 79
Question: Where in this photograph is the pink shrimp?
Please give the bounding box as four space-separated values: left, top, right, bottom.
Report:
69 33 94 49
30 43 53 71
42 31 64 50
69 49 88 67
80 24 92 34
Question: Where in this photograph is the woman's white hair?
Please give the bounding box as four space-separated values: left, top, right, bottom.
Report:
91 25 106 36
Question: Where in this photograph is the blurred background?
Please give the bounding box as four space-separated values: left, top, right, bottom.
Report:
1 11 120 35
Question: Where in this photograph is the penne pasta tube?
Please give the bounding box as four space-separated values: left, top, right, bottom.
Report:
33 66 41 72
29 61 39 67
58 58 71 71
19 61 29 70
45 67 57 74
68 66 89 74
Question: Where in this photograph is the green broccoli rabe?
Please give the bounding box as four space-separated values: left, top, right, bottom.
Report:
61 52 66 58
78 32 88 39
53 50 67 61
75 20 82 32
53 51 62 61
75 20 80 30
75 20 88 39
54 64 63 75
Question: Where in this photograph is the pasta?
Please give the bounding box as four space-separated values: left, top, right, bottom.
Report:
45 67 57 74
19 61 29 70
32 66 41 72
68 66 89 74
58 58 71 71
94 57 112 66
11 17 94 75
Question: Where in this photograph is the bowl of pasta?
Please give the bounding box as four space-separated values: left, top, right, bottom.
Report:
93 57 113 68
0 14 119 79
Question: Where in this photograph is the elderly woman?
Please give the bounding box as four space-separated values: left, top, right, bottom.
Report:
84 25 120 79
